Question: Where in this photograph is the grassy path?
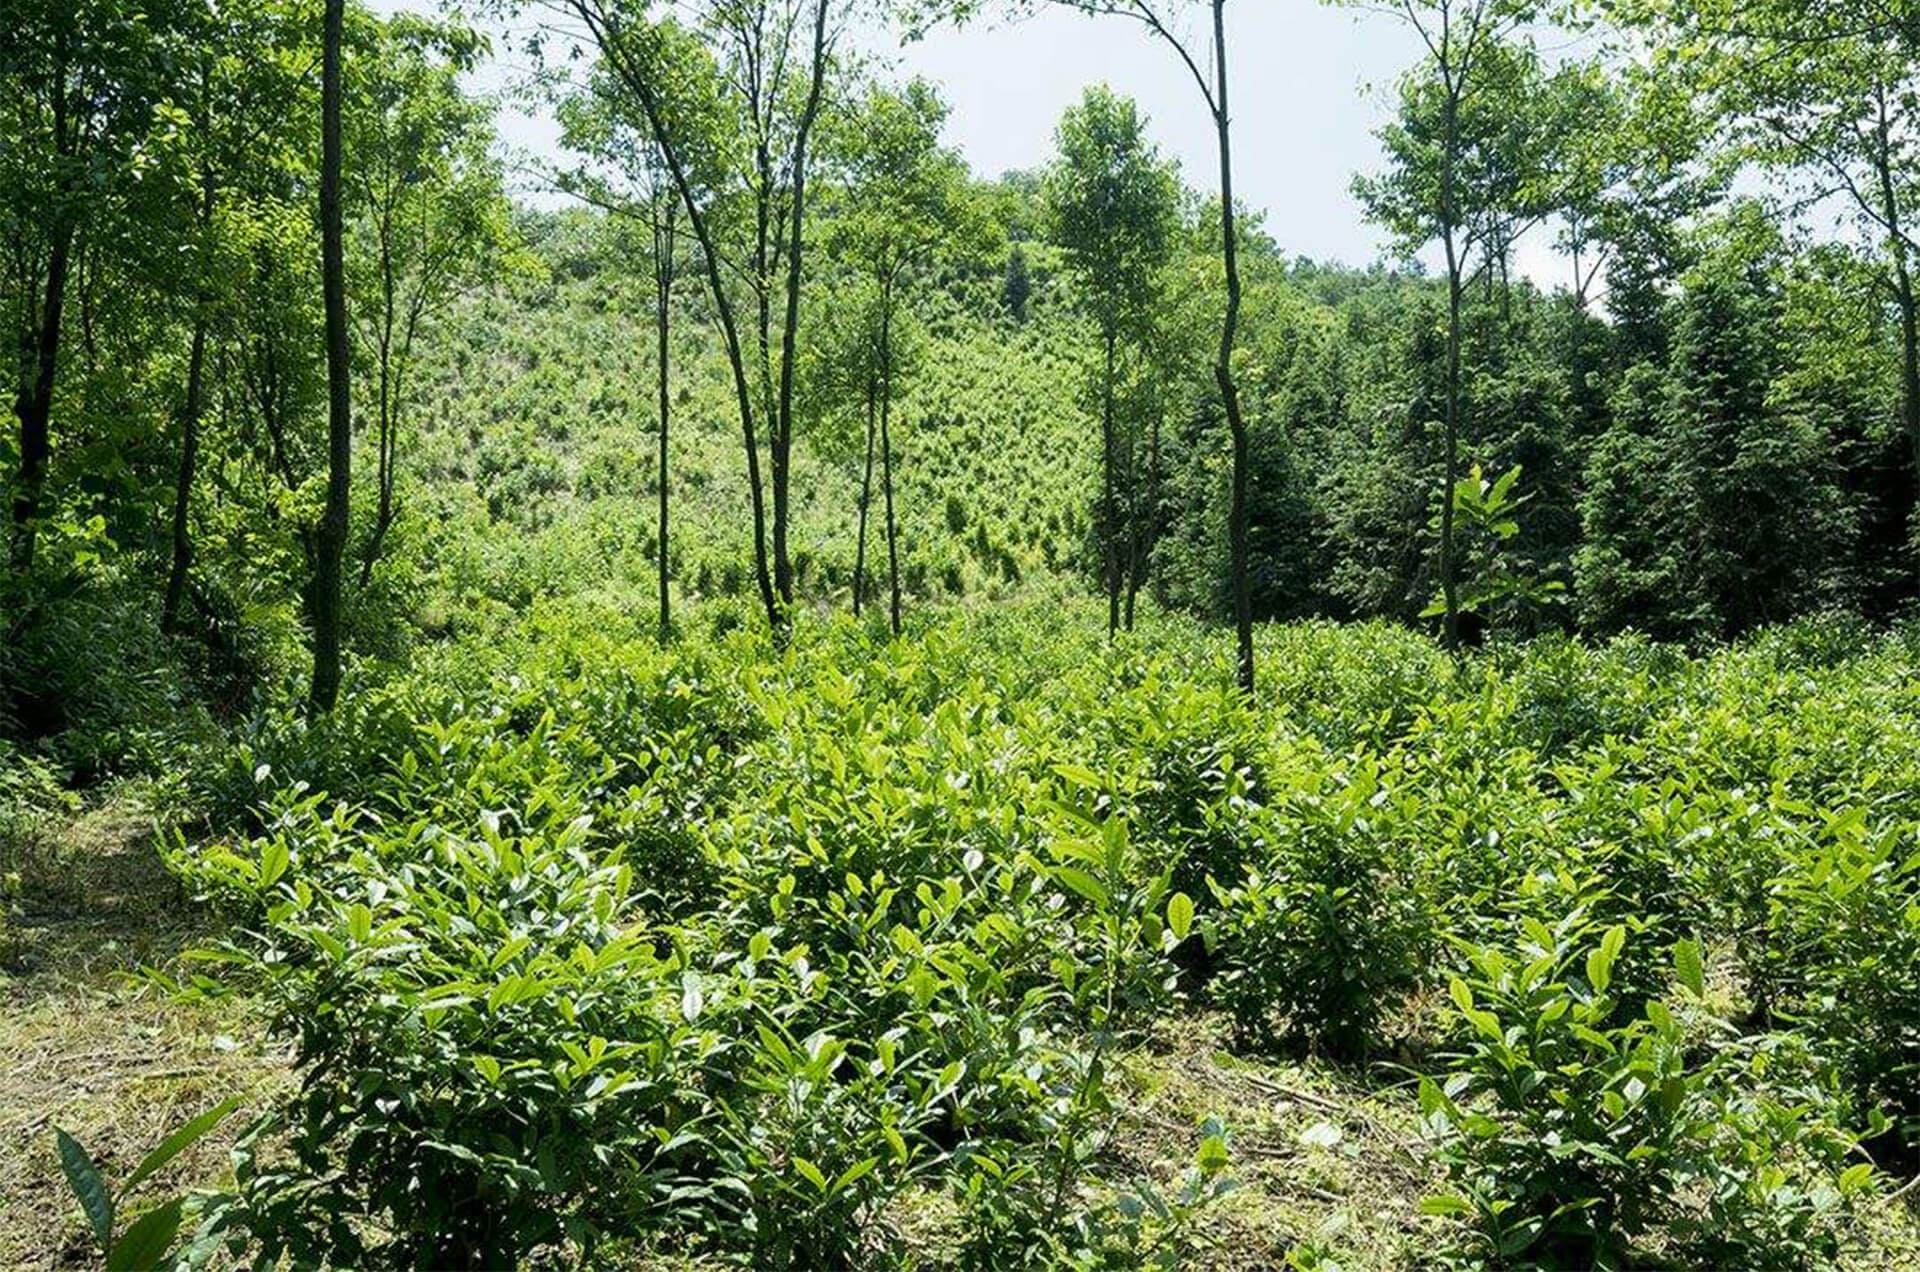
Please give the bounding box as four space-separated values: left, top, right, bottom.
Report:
0 791 285 1269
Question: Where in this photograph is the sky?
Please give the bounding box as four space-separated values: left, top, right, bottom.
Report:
853 4 1423 266
383 1 1568 281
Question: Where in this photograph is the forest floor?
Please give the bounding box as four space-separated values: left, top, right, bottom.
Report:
4 793 1920 1269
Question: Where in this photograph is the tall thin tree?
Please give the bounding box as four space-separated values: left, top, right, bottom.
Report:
310 0 352 711
1041 0 1254 688
653 186 677 638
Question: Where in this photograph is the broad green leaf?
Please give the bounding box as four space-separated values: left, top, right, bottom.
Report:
1051 866 1108 907
258 839 289 888
833 1156 880 1194
126 1098 241 1190
56 1127 113 1249
1420 1192 1474 1216
793 1157 828 1193
106 1198 184 1272
1674 938 1705 998
1166 891 1194 942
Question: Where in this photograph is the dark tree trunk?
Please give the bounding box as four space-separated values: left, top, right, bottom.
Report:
882 397 901 637
1125 409 1158 629
310 0 351 713
1436 63 1464 652
655 199 676 639
574 0 780 636
163 315 209 632
1873 88 1920 542
10 226 71 571
854 377 876 617
1898 277 1920 478
11 32 74 574
1440 233 1464 650
1101 326 1120 639
769 0 833 627
1211 0 1254 693
880 292 901 636
165 168 219 632
357 209 397 589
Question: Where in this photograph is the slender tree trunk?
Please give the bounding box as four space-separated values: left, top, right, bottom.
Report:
879 291 901 636
656 198 675 639
1436 67 1464 652
854 377 876 617
310 0 351 712
1897 275 1920 471
571 3 776 633
1211 0 1254 693
358 215 397 588
1439 234 1464 650
770 0 833 624
11 34 73 574
10 226 71 571
882 386 901 637
1126 409 1158 629
1102 325 1120 639
1872 92 1920 526
163 314 210 632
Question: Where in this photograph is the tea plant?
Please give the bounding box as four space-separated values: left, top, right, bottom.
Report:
55 1099 239 1271
1420 919 1873 1268
1206 757 1433 1060
145 606 1920 1264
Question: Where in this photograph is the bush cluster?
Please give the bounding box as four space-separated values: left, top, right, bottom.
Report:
154 604 1920 1265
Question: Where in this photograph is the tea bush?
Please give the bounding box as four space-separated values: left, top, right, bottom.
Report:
155 602 1920 1264
1206 755 1434 1060
1420 918 1873 1269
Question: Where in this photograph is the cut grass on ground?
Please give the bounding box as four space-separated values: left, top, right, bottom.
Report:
0 789 285 1271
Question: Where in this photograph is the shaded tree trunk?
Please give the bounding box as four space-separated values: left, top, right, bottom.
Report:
165 162 218 632
1125 409 1158 629
1102 325 1120 639
1435 60 1465 652
1872 91 1920 532
572 0 784 637
882 397 901 637
358 206 398 588
10 226 71 571
10 33 74 574
880 293 901 636
854 377 876 616
769 0 834 626
1439 230 1464 650
655 198 676 638
310 0 351 712
163 315 210 632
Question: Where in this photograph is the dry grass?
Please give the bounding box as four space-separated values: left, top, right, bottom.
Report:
1104 1014 1439 1270
0 790 286 1271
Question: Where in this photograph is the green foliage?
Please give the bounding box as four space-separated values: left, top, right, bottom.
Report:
144 602 1920 1262
1754 805 1920 1149
1421 463 1565 625
1421 921 1873 1269
54 1099 239 1271
14 3 1920 1267
1206 757 1434 1061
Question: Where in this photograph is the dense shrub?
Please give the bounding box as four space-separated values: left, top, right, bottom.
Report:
1420 918 1873 1269
1206 757 1433 1060
153 605 1920 1263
